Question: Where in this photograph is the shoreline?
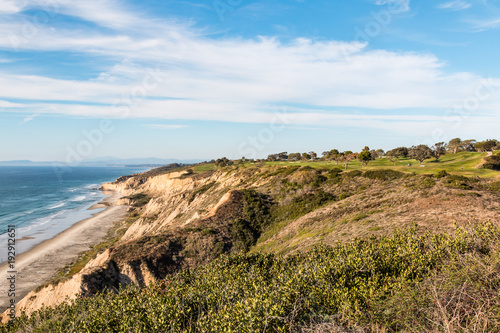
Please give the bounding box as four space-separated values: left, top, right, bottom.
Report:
0 189 127 313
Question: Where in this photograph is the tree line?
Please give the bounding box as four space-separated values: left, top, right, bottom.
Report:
262 138 499 168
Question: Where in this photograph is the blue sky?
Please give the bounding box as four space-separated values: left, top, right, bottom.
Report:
1 0 500 161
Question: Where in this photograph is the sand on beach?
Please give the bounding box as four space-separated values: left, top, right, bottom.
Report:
0 190 127 313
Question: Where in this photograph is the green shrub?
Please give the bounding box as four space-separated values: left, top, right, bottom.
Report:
482 155 500 170
273 190 335 222
201 228 216 236
6 223 500 333
228 190 273 252
327 168 343 178
344 170 362 178
187 181 216 202
363 169 405 181
339 193 350 200
443 175 474 190
489 181 500 192
124 193 151 207
309 174 327 188
265 165 300 177
352 212 368 221
435 170 448 178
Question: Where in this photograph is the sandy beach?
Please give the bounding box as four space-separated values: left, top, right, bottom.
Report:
0 190 127 313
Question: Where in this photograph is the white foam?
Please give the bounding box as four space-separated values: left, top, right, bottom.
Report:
20 210 67 232
48 202 65 210
70 195 86 202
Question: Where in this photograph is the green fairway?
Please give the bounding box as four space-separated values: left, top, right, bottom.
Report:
262 151 500 178
193 163 217 173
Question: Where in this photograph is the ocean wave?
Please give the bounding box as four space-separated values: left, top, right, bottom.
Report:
70 195 86 202
18 210 68 232
48 202 66 210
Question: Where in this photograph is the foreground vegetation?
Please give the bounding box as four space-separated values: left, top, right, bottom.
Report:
2 149 498 331
4 222 500 332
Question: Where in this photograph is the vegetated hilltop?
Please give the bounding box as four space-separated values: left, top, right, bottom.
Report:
3 151 500 331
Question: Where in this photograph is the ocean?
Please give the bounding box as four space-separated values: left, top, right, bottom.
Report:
0 166 146 262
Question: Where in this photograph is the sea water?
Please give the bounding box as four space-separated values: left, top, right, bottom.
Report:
0 166 146 262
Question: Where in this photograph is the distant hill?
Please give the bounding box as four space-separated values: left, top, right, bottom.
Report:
0 157 204 167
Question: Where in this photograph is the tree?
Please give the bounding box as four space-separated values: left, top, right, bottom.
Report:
301 152 311 160
267 154 277 162
461 139 476 152
277 152 288 160
267 152 288 161
409 145 432 164
322 149 340 161
388 156 399 166
324 149 341 164
475 139 499 152
215 157 233 167
309 151 317 160
376 149 385 156
432 142 447 161
288 153 301 161
448 138 462 154
362 146 370 152
337 154 354 170
475 141 485 152
386 147 409 166
358 151 371 167
387 147 409 158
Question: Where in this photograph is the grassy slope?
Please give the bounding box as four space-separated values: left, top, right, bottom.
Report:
266 151 499 178
185 152 499 179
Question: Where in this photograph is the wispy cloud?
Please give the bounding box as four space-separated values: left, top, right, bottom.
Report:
0 100 22 108
473 17 500 31
143 124 188 130
437 1 471 11
375 0 411 12
0 0 23 14
0 0 499 139
20 114 37 124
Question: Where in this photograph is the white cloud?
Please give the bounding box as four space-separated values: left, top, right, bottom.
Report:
0 100 22 108
0 0 23 14
438 1 471 11
375 0 410 13
473 17 500 31
21 114 37 123
143 124 188 130
0 0 499 140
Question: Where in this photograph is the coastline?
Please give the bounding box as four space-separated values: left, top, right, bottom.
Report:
0 189 127 313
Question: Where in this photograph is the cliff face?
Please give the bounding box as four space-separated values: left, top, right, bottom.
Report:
9 168 252 317
9 166 500 317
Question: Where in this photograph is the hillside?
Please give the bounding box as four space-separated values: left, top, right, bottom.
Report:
2 156 500 331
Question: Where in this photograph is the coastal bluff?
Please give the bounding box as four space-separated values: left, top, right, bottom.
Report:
4 164 500 320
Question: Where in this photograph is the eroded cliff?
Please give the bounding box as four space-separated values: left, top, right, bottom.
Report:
8 165 500 318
